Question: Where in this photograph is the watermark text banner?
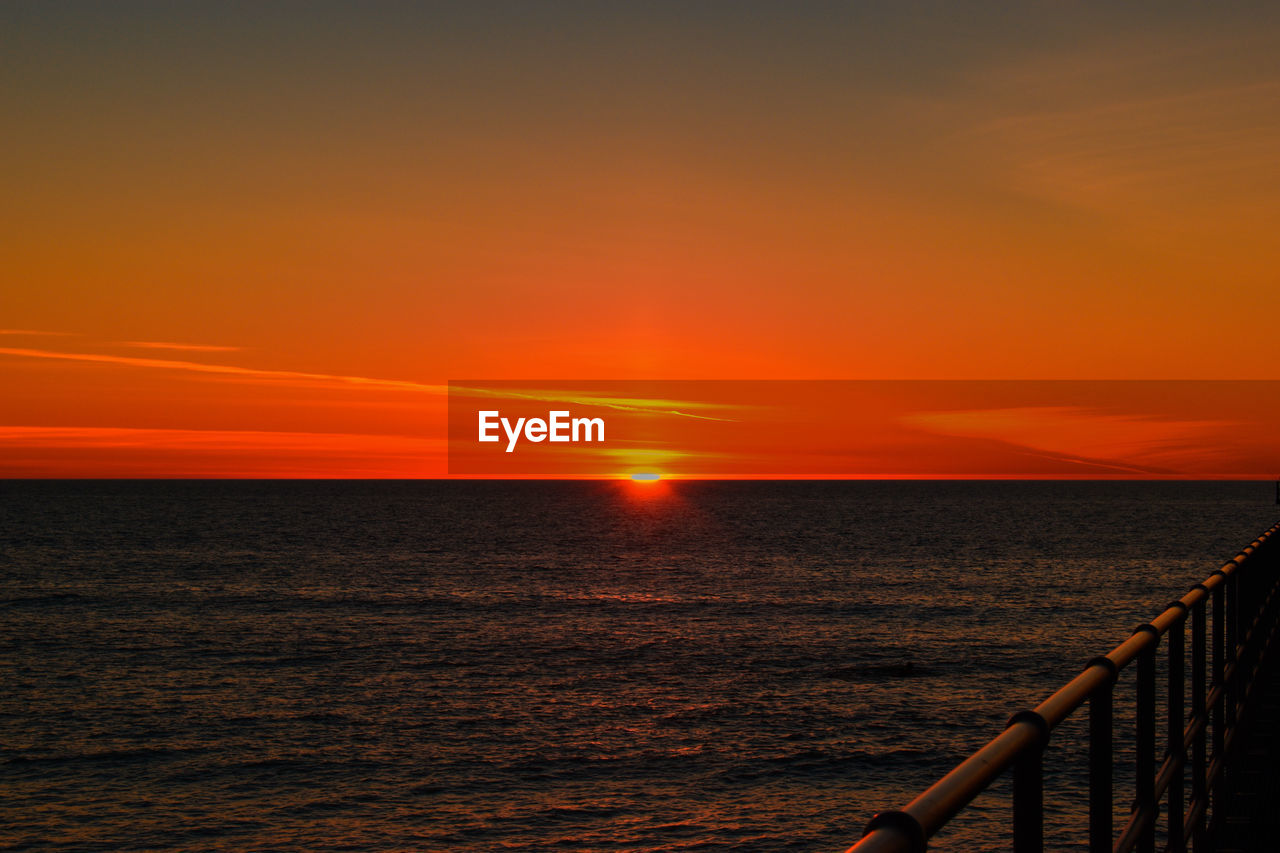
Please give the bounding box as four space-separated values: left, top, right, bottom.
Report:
447 380 1280 477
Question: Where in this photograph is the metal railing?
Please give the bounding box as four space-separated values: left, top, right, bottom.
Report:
847 520 1280 853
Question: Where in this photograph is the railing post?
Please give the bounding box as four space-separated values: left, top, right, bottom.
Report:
1211 575 1225 820
859 810 927 853
1166 603 1187 851
1190 592 1208 849
1226 571 1239 734
1009 710 1050 853
1135 626 1158 853
1088 657 1117 853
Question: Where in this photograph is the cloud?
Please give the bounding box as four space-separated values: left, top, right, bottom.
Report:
951 31 1280 224
450 385 741 421
0 329 77 336
0 346 445 394
116 340 244 352
0 425 443 451
0 426 446 478
901 405 1235 474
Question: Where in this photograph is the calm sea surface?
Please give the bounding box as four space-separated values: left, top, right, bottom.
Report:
2 480 1277 852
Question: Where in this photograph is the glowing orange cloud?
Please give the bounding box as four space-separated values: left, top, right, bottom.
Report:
0 329 76 336
0 426 444 479
0 347 446 394
900 407 1239 475
116 341 245 352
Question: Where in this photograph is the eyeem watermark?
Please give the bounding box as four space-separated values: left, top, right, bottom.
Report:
478 410 605 452
449 379 1280 478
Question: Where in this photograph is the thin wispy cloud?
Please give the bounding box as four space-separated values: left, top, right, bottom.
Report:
901 405 1235 474
0 426 446 478
117 341 244 352
450 385 740 421
0 425 443 451
0 329 77 336
0 347 445 394
950 31 1280 223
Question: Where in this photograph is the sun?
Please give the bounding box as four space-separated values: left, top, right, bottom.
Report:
622 471 672 501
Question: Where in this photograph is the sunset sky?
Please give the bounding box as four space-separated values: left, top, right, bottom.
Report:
4 2 1280 477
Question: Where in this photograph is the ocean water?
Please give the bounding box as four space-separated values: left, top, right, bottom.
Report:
2 480 1277 852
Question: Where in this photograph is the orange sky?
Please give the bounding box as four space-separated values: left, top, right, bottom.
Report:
4 3 1280 477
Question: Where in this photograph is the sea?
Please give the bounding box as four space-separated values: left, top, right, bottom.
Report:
2 480 1277 852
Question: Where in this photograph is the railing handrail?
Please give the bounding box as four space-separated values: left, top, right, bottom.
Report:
847 519 1280 853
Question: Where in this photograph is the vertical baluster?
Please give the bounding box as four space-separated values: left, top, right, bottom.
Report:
1088 657 1117 853
1009 710 1049 853
1013 749 1044 853
1239 557 1253 695
1212 578 1225 818
1226 572 1239 736
1191 595 1207 848
1167 604 1186 851
1136 627 1158 853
